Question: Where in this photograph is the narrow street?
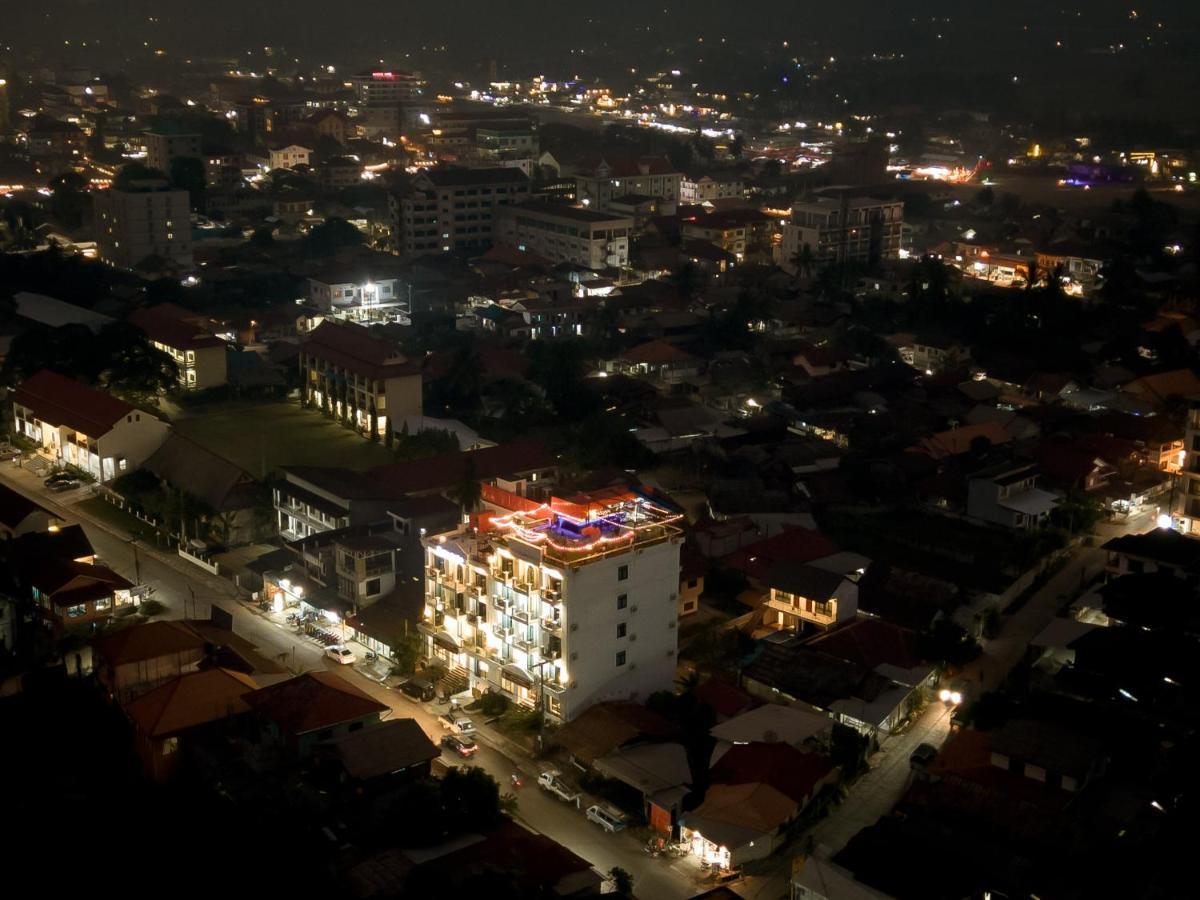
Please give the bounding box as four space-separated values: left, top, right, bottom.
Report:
0 463 700 900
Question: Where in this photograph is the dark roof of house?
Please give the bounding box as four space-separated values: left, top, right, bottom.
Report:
743 640 893 709
346 586 425 643
93 620 208 667
621 339 698 365
301 320 420 380
0 482 52 529
710 742 835 804
1101 529 1200 569
803 617 925 672
555 702 676 765
767 561 846 598
243 671 387 735
327 718 439 780
692 678 757 719
144 433 258 512
367 438 557 495
722 528 839 584
12 369 137 437
128 305 225 350
123 668 257 738
511 200 631 223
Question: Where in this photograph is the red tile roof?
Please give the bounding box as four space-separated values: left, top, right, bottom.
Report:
710 742 836 805
93 620 208 667
368 438 556 495
721 527 838 584
621 339 697 366
123 668 257 738
243 671 388 735
12 369 137 437
301 320 421 380
803 617 925 672
129 305 225 351
693 678 756 719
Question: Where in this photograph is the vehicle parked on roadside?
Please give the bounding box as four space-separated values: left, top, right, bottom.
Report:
438 709 476 734
441 734 478 758
47 478 82 493
325 646 356 665
538 771 581 804
585 804 626 833
398 677 436 702
909 742 938 770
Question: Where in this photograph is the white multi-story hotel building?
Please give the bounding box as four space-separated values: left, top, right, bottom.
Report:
420 486 683 723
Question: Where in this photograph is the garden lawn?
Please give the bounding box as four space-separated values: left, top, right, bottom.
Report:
171 401 399 474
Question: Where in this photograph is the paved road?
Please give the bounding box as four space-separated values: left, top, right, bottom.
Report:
0 463 700 899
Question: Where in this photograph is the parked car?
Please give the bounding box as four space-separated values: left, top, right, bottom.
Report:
398 677 436 702
47 478 82 493
441 734 478 758
909 742 939 770
585 805 626 833
44 471 78 487
325 646 356 665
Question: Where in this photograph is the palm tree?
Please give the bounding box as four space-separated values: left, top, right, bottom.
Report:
792 243 818 281
450 458 483 520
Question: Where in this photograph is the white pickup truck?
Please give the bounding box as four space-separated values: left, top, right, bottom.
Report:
438 710 475 734
537 771 581 805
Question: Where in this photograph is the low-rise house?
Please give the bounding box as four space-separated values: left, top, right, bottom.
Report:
742 635 926 737
25 557 135 635
1121 368 1200 411
764 561 862 632
681 781 799 868
910 420 1011 460
317 718 439 791
122 667 257 781
709 702 832 753
307 263 409 325
966 461 1059 530
617 340 700 383
268 143 312 170
129 304 229 390
143 433 265 546
903 336 971 374
243 670 389 756
12 369 170 481
1101 528 1200 579
94 620 210 702
0 483 62 538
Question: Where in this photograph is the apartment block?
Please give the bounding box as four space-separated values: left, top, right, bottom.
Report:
391 167 530 257
496 202 632 270
144 129 200 175
93 180 193 270
781 195 904 267
420 486 683 723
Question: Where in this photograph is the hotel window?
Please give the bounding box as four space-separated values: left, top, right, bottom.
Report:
617 623 627 638
66 604 87 618
617 565 628 581
617 593 628 610
615 651 626 667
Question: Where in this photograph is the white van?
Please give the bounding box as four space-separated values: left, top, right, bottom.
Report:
585 805 626 833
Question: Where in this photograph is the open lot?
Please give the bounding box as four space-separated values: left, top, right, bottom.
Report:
172 401 399 474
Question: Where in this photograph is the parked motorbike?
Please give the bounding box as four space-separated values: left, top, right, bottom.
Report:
510 773 524 789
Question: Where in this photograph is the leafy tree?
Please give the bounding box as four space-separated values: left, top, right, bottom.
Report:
609 867 635 895
48 172 88 229
830 722 870 779
792 242 818 280
114 162 168 189
302 217 364 256
440 767 503 828
976 186 995 207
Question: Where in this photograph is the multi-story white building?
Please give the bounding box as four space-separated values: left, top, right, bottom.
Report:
573 156 683 212
93 180 193 270
780 196 904 268
420 486 683 722
680 171 744 204
308 264 409 325
349 70 424 107
268 144 312 171
496 202 632 270
391 167 530 257
144 129 200 176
